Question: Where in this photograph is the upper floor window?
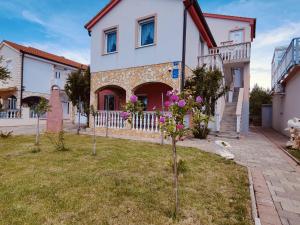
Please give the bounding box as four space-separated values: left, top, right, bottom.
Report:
229 29 244 44
55 71 61 79
104 27 118 54
137 15 156 47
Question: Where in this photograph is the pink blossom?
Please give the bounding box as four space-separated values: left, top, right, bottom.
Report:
178 100 186 108
166 91 172 97
164 101 171 108
130 95 138 103
121 111 130 120
152 106 157 111
196 96 203 103
159 117 166 123
176 124 184 130
170 94 179 102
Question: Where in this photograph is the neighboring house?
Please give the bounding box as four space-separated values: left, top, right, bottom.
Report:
0 40 87 125
85 0 256 137
271 38 300 136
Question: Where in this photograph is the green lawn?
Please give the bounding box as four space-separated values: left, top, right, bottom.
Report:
0 134 252 225
287 148 300 161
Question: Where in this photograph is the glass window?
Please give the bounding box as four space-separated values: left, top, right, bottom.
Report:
138 96 148 111
8 96 17 110
139 18 155 46
105 29 117 53
229 30 244 44
104 95 115 111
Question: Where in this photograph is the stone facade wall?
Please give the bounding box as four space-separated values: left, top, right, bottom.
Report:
90 62 182 110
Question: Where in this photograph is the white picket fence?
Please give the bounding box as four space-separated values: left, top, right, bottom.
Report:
95 111 160 132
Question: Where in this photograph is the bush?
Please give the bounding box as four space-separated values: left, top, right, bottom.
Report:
47 131 68 151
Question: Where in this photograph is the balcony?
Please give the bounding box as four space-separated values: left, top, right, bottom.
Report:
271 38 300 90
198 54 224 73
209 42 251 63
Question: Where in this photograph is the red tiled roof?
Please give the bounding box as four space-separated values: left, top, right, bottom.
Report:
2 40 88 70
203 13 256 40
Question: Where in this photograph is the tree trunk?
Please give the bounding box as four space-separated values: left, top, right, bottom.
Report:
93 116 96 155
35 117 40 146
172 137 179 217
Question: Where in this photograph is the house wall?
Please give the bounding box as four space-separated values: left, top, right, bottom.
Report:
185 13 209 69
204 17 252 45
0 44 22 108
90 0 185 73
273 71 300 136
23 56 53 94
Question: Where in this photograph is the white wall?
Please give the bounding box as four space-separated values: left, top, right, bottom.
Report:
273 71 300 136
90 0 185 72
204 17 252 45
0 44 21 90
23 56 53 94
185 13 209 69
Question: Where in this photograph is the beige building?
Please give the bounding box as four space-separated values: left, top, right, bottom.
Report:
271 38 300 136
85 0 256 138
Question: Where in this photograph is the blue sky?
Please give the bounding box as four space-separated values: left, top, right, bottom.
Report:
1 0 300 88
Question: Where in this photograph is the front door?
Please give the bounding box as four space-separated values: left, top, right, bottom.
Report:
104 95 115 111
233 68 243 88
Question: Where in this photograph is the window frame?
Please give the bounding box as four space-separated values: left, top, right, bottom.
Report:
102 26 119 55
136 14 157 49
228 28 245 44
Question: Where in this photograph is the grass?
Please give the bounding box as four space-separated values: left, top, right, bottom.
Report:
0 134 252 225
287 148 300 161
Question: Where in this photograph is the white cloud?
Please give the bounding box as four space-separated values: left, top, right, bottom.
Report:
22 10 46 26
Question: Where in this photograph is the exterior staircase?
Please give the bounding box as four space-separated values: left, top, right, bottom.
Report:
216 88 240 138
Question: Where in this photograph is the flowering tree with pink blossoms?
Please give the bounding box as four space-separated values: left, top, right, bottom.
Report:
120 95 144 125
159 90 201 218
122 91 202 217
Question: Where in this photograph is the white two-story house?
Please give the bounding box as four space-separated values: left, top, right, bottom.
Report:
0 40 87 125
85 0 256 138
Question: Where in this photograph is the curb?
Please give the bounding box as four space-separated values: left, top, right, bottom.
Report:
248 168 261 225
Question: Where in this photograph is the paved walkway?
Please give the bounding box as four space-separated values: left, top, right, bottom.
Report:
214 128 300 225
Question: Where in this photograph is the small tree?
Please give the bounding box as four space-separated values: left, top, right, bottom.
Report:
0 56 10 81
32 98 51 146
90 105 97 155
185 66 227 138
250 84 272 125
65 67 90 127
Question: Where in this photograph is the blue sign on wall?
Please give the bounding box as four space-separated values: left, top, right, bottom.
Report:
172 69 179 79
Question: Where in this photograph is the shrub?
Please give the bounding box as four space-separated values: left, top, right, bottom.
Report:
47 131 68 151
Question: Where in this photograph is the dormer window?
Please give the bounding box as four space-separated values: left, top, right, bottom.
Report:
104 27 118 54
137 15 156 48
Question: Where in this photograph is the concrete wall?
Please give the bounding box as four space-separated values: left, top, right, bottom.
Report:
204 17 252 45
273 71 300 136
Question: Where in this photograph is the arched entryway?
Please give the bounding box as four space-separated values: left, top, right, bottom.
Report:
133 82 172 111
22 96 42 108
96 85 126 111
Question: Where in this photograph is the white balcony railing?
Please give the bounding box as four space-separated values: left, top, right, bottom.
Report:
209 42 251 63
95 111 161 132
198 54 224 74
271 38 300 89
0 109 21 119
